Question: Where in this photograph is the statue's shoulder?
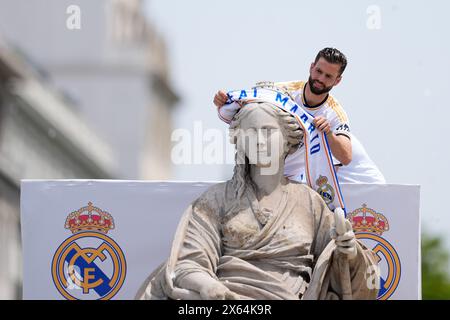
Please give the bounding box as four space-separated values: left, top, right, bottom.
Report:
287 180 316 196
287 180 326 205
192 182 228 213
199 181 228 198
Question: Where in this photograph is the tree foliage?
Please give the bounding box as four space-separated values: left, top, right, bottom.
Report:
422 232 450 299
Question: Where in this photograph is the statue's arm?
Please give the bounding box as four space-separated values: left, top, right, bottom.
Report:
171 186 237 299
175 271 238 300
310 194 379 299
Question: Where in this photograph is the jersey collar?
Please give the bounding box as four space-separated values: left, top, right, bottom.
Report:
301 82 329 109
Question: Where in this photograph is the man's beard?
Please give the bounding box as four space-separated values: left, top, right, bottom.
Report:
308 76 334 95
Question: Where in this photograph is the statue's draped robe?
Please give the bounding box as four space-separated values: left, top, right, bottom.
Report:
137 181 379 300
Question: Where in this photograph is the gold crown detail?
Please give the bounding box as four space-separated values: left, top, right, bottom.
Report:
348 204 389 235
64 202 114 234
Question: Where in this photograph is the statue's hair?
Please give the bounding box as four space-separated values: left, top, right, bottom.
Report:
229 102 303 154
224 102 303 219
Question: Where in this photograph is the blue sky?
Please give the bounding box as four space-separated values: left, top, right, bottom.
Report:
145 0 450 243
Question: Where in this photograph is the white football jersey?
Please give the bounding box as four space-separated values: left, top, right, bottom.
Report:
335 134 386 184
217 80 386 184
276 80 348 180
275 80 351 139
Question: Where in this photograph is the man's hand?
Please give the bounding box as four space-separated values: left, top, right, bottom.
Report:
331 208 357 260
313 116 331 135
213 90 228 108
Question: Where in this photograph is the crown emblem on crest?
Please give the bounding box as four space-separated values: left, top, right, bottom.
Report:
316 175 328 186
64 202 115 234
348 204 389 235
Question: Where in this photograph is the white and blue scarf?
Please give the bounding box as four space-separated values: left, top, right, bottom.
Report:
218 87 346 212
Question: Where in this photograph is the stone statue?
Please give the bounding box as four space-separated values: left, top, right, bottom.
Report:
136 102 379 300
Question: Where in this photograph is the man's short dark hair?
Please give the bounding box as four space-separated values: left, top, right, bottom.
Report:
314 48 347 75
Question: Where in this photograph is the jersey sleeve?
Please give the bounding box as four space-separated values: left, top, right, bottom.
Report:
327 97 351 139
326 97 351 166
328 114 351 166
333 122 351 138
274 80 305 92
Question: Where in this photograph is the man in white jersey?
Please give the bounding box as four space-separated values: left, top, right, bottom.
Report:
214 47 385 184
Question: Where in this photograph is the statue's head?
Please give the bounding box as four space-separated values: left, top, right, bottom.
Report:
224 102 303 218
229 102 303 172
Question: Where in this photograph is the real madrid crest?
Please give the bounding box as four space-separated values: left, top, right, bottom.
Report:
51 202 127 300
348 204 401 300
315 175 335 205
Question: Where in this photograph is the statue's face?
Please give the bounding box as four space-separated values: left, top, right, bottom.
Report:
237 106 285 170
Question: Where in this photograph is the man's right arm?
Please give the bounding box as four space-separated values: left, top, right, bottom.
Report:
213 90 228 109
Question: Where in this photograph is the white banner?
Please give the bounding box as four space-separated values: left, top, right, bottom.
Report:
20 180 420 300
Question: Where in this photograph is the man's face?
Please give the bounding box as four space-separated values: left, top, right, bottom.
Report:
308 57 342 95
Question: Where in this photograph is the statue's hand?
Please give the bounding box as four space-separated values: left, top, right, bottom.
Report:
199 280 239 300
331 208 357 260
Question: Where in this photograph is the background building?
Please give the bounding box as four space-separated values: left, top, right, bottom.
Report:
0 0 178 299
0 0 178 179
0 36 117 299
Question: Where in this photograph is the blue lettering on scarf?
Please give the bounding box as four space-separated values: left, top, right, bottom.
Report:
290 105 298 113
253 88 258 97
310 134 319 143
239 90 248 99
225 92 234 105
275 93 289 106
299 113 308 123
310 144 320 155
308 123 315 134
310 134 320 155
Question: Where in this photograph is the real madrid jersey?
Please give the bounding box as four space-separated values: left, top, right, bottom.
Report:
335 133 386 184
218 80 386 184
274 80 351 139
274 80 351 181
